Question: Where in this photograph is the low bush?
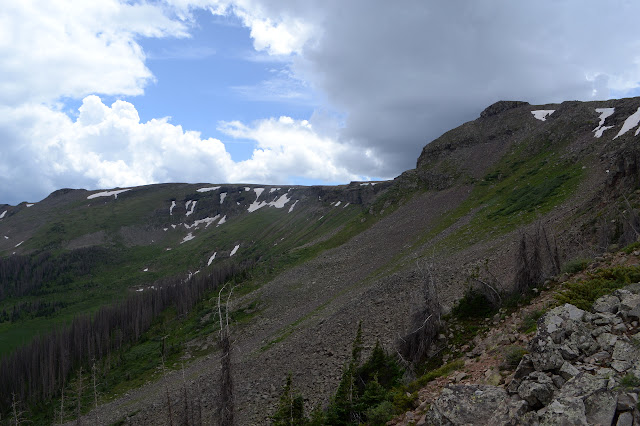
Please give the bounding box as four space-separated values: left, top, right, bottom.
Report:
556 266 640 310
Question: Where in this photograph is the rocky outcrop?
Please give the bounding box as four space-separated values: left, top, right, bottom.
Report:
480 100 530 118
424 284 640 425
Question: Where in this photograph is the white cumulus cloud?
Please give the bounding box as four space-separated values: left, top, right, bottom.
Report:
0 97 367 204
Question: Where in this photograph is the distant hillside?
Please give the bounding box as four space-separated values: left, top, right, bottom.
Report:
2 96 640 424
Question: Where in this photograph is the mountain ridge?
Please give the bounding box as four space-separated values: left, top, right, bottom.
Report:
3 95 640 424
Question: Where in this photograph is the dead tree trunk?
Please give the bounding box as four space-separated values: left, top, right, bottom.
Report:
217 285 235 426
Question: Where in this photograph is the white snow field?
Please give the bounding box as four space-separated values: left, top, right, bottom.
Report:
87 189 131 199
615 107 640 139
531 110 555 121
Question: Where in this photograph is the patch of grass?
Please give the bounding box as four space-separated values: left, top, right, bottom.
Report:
622 241 640 254
620 373 640 388
556 265 640 310
519 309 544 334
503 345 528 369
407 359 465 393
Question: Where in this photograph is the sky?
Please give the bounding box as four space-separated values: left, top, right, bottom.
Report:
2 1 640 205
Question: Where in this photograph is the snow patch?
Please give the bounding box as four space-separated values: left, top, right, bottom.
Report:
15 241 24 247
230 245 240 256
360 183 370 186
181 232 195 244
531 110 555 121
185 215 220 229
343 202 350 208
247 188 267 212
169 200 176 216
217 215 227 226
166 248 172 251
270 193 290 208
171 224 177 229
269 187 281 193
207 252 217 266
26 203 34 207
143 268 148 272
196 186 220 193
593 108 615 138
136 288 144 292
87 189 131 199
288 200 299 213
186 200 197 216
3 236 8 239
0 211 6 219
220 192 227 204
244 187 250 191
163 228 168 231
334 201 342 207
615 107 640 138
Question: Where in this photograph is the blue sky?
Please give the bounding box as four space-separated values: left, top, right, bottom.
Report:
2 1 640 205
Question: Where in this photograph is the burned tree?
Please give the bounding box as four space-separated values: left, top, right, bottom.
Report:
398 258 442 365
217 284 235 426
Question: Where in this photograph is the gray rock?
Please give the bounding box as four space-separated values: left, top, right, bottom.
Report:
619 293 640 312
425 384 525 426
558 344 580 360
556 372 607 399
558 362 580 380
628 305 640 321
613 340 639 362
616 411 634 426
518 372 556 408
611 360 632 373
552 375 566 389
584 390 617 426
596 332 618 352
593 294 621 314
538 397 588 426
622 283 640 294
617 392 638 411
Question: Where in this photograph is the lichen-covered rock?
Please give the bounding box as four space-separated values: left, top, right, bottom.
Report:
538 396 588 425
613 340 639 362
584 389 617 426
593 294 621 314
518 372 556 408
425 385 526 426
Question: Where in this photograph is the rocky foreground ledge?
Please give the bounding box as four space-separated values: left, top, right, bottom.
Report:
423 285 640 425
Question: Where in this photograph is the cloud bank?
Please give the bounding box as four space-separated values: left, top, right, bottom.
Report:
3 0 640 204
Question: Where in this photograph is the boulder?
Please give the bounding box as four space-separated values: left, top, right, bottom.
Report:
584 390 617 426
425 384 526 426
593 294 621 314
518 372 556 408
613 340 639 362
538 396 588 425
616 411 634 426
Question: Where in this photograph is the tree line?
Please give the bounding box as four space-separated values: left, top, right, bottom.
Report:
0 247 113 301
0 258 252 415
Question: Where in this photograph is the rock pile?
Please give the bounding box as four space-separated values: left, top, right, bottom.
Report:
424 284 640 425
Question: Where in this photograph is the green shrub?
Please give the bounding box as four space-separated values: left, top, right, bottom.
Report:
452 290 497 319
390 389 418 413
561 258 590 274
556 266 640 310
365 401 394 425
